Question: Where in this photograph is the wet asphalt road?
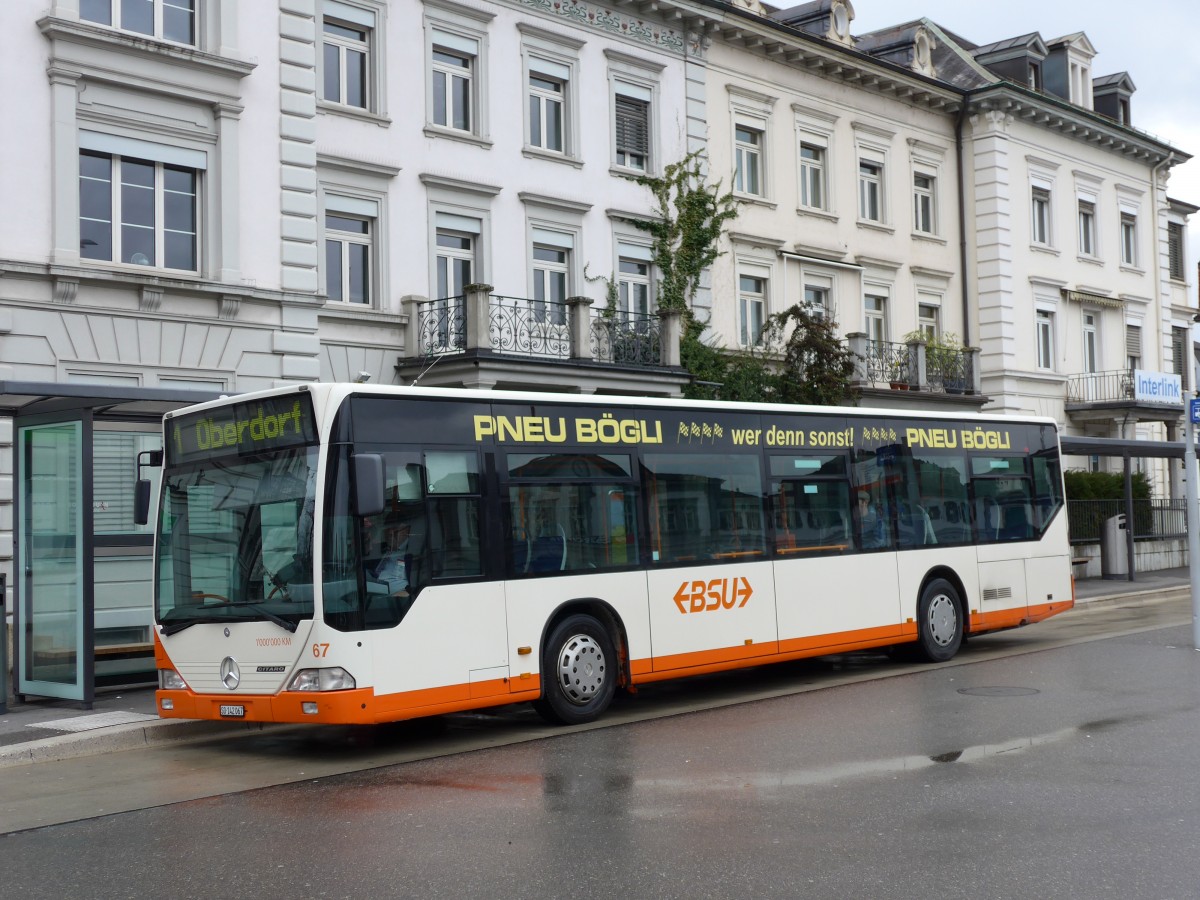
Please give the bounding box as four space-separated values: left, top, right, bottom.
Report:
4 616 1200 899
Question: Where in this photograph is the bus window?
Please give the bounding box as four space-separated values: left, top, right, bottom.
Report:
506 453 638 575
972 456 1035 543
424 451 481 579
910 451 971 546
851 448 896 551
769 454 851 555
643 453 765 563
1031 450 1064 531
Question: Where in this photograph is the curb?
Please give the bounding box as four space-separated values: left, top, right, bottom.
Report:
0 717 290 770
1075 585 1190 609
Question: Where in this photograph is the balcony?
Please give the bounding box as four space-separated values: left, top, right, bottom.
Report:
1065 369 1184 425
397 284 689 395
845 334 987 410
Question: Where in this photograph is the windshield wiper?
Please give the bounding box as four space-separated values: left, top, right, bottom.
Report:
224 601 299 633
160 618 200 636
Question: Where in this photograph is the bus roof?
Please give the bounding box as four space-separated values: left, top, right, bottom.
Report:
163 382 1060 430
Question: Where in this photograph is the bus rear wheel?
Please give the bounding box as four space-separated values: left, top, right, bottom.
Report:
916 578 963 663
534 614 616 726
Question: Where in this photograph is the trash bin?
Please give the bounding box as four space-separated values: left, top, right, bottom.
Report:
1100 513 1128 579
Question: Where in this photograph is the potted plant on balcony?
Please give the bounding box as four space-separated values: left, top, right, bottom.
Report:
906 330 968 393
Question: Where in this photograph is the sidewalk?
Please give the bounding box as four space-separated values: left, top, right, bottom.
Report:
0 568 1191 768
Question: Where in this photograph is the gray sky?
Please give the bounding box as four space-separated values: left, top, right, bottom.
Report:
850 0 1200 279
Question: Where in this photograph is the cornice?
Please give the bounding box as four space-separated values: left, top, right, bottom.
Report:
967 84 1188 167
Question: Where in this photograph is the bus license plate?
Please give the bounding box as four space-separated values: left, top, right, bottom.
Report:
219 704 245 718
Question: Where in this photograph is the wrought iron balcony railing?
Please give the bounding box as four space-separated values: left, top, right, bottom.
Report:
845 334 981 396
1065 369 1135 404
406 286 683 370
490 295 571 360
415 296 465 356
591 309 661 366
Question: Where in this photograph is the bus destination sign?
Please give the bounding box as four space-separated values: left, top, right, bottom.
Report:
168 393 318 465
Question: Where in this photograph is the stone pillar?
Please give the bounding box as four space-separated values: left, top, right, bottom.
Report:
846 332 869 388
966 347 983 394
48 66 81 266
659 308 684 367
567 296 594 361
907 337 927 390
463 283 494 352
402 295 426 358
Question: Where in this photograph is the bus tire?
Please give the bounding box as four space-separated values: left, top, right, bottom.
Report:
915 578 963 663
534 614 616 726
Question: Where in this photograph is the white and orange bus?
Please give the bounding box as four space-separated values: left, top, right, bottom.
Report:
143 383 1072 726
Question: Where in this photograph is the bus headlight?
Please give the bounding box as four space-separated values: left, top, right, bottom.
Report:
287 667 356 692
159 669 188 691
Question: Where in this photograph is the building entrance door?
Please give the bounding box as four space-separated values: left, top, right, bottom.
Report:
16 418 91 702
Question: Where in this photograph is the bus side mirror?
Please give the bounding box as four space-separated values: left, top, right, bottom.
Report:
134 449 164 526
353 453 386 518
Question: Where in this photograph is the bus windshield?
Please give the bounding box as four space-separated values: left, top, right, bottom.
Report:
155 448 319 632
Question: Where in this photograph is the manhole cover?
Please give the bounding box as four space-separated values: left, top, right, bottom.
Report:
957 686 1040 697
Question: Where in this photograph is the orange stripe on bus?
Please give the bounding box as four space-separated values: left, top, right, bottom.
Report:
630 623 910 684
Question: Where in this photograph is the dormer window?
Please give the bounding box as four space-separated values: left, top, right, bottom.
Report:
1028 62 1042 91
1118 97 1130 125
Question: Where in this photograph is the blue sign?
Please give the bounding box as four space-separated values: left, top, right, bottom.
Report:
1191 398 1200 425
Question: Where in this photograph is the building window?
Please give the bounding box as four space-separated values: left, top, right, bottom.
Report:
805 284 830 320
739 274 766 347
858 160 883 222
80 0 196 46
431 35 476 132
1028 61 1042 91
79 150 198 272
325 212 372 304
322 15 370 109
532 242 569 326
614 88 650 171
864 294 888 344
1078 200 1096 256
913 172 935 234
1120 212 1138 266
918 302 940 340
735 124 763 196
528 67 566 153
618 257 653 320
799 143 825 210
1126 323 1142 370
1036 309 1055 370
1082 312 1098 373
1031 187 1051 245
436 229 475 298
1169 222 1186 281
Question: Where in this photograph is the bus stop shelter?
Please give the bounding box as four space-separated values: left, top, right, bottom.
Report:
1059 435 1185 584
2 381 220 708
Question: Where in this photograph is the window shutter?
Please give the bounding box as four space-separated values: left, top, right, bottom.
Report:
1173 327 1187 381
614 95 649 155
1169 223 1185 280
1126 324 1142 359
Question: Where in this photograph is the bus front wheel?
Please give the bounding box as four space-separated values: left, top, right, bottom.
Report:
534 614 616 726
916 578 963 663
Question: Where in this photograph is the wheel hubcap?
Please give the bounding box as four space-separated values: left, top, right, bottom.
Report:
927 593 957 647
556 634 607 705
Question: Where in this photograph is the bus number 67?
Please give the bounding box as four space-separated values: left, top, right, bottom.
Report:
312 643 330 658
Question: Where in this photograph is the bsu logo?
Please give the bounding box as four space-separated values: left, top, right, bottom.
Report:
673 577 754 614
